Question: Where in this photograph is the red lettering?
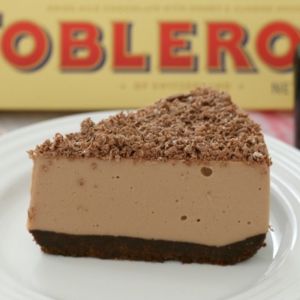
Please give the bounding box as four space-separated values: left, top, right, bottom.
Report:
160 22 197 72
256 22 300 71
61 22 104 71
113 22 149 71
207 22 255 72
1 21 50 71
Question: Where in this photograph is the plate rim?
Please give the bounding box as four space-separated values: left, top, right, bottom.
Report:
0 111 300 300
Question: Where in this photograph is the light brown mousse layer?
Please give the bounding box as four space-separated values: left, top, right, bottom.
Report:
28 158 269 246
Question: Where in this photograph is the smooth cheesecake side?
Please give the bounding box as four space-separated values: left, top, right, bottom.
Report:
27 87 271 265
28 159 269 246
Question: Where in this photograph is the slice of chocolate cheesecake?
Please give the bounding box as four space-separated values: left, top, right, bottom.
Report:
27 87 270 265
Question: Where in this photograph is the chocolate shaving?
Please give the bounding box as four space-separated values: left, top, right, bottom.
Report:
29 87 271 165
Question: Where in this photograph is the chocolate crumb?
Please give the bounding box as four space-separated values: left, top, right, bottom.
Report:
28 207 36 221
268 225 274 232
29 87 271 165
78 178 85 186
91 162 97 170
41 164 49 172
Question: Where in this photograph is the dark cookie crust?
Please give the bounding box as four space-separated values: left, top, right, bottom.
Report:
30 230 266 265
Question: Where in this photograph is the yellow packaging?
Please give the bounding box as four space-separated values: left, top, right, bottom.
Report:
0 0 299 110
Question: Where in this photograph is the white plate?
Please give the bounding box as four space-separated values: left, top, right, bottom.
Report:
0 111 300 300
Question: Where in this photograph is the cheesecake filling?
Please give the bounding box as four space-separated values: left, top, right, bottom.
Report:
28 158 269 247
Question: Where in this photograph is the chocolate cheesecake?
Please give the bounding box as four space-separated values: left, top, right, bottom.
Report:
27 87 271 265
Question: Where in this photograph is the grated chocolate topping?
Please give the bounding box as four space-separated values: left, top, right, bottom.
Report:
29 87 271 165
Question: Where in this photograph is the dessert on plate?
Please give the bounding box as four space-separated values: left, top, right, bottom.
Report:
27 87 270 265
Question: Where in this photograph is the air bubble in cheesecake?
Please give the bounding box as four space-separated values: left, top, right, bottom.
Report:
201 167 212 176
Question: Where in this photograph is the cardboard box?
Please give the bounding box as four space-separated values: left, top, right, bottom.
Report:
0 0 298 110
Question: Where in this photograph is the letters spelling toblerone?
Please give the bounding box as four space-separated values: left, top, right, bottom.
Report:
1 21 298 72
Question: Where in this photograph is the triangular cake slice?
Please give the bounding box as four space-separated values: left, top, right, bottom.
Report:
28 87 270 265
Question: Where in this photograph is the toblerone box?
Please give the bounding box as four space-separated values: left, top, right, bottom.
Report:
0 0 299 110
